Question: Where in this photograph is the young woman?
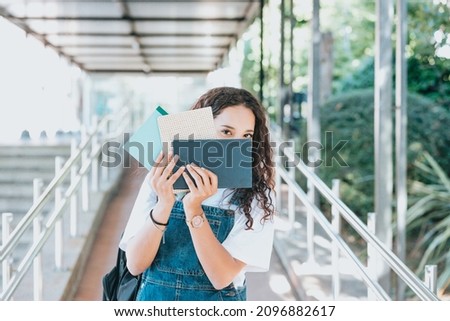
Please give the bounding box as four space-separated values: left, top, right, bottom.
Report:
119 87 275 301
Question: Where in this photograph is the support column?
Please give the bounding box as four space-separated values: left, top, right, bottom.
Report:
374 0 394 292
395 0 408 300
306 0 321 262
279 0 286 133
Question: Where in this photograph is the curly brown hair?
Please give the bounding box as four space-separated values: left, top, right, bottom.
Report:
190 87 275 229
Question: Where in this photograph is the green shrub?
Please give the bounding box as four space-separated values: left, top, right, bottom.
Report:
313 88 450 219
336 56 450 110
407 151 450 295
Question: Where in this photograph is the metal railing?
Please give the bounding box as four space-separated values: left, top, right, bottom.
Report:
272 129 439 301
0 108 130 300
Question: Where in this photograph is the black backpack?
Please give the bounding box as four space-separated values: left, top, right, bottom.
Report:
102 247 142 301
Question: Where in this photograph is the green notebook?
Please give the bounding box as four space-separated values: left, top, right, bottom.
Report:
124 106 168 170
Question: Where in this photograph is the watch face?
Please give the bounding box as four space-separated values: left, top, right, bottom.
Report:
192 215 204 228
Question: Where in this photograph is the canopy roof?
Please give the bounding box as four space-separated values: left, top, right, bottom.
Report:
0 0 259 74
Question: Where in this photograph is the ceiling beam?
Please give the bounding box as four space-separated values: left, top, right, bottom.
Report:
73 53 223 58
42 32 236 37
58 44 229 49
87 69 211 74
5 16 246 22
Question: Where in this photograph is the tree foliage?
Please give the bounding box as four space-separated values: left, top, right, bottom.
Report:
316 88 450 212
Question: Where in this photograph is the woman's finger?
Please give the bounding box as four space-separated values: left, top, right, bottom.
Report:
206 169 218 189
187 164 211 196
168 165 185 185
162 154 179 179
149 151 164 177
191 164 216 190
190 164 212 187
154 152 172 178
182 172 197 192
186 164 204 185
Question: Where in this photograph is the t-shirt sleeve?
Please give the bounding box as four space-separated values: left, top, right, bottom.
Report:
119 172 157 251
221 194 275 273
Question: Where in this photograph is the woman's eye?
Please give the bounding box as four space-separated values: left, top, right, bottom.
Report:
244 133 253 138
221 129 232 136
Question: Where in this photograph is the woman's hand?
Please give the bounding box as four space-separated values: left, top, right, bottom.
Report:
182 163 218 216
149 152 185 207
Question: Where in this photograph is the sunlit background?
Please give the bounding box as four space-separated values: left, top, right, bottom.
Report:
0 16 244 143
1 0 448 144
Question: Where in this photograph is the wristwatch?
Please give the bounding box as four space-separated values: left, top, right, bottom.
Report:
186 212 206 229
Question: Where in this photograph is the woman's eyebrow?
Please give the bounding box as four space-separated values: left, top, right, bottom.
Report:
220 124 254 132
220 124 235 129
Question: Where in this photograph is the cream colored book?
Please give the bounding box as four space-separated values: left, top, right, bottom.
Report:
157 107 217 193
157 107 217 148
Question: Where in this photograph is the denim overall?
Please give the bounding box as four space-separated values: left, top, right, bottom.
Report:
136 197 247 301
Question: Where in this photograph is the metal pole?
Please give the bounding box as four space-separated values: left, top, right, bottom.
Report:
2 212 13 294
306 0 321 263
32 178 44 300
91 122 99 193
70 138 79 237
101 119 110 185
288 139 296 228
81 125 89 212
54 156 64 270
395 0 408 301
279 0 286 132
375 0 394 292
367 212 378 300
288 0 294 139
259 0 265 103
275 130 282 217
424 265 438 295
331 179 341 299
82 75 92 130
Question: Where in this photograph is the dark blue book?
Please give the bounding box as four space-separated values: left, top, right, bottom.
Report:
172 139 253 189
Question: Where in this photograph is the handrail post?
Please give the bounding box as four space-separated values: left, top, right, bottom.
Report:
274 135 282 217
81 125 89 212
424 265 437 296
101 118 110 186
306 188 316 263
91 115 99 192
2 212 13 296
54 157 64 270
70 138 79 237
287 139 296 228
367 212 378 300
32 178 44 300
331 179 341 299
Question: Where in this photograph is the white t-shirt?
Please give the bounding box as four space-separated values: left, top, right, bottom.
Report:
119 172 275 288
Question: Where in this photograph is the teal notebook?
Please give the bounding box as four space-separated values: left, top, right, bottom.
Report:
124 106 168 170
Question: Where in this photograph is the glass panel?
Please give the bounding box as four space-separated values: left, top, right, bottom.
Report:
135 21 239 35
140 36 230 47
4 2 122 18
27 20 131 34
128 2 248 19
